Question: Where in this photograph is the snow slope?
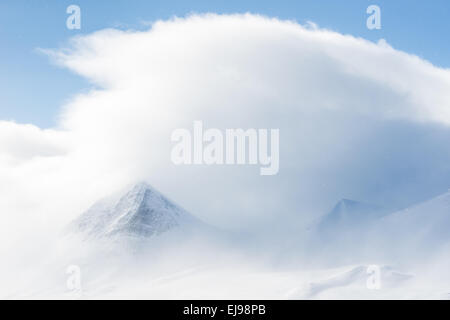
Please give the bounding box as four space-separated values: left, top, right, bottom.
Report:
5 185 450 299
377 190 450 253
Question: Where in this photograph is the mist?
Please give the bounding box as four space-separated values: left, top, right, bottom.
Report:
2 13 450 299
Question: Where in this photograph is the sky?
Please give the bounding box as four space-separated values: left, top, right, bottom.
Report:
1 2 450 241
3 3 450 300
1 0 449 128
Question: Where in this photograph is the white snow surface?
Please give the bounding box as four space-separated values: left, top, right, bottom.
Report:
3 183 450 299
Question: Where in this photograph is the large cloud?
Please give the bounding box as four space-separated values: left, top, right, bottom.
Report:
2 13 450 246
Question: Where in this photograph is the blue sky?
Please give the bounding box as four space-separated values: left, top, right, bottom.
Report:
1 0 449 128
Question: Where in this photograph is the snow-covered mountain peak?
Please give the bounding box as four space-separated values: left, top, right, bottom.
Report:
71 182 198 239
318 198 385 230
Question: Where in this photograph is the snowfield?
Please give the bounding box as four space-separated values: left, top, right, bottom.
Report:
2 182 450 299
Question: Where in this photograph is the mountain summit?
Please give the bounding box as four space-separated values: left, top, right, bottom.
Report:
319 198 385 230
72 182 199 239
315 198 390 243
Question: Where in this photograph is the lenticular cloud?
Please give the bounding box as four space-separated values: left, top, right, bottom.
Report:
2 13 450 263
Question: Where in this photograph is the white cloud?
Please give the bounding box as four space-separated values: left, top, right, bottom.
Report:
2 13 450 247
0 121 68 165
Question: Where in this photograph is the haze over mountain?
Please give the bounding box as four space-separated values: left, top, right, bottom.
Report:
2 180 450 299
70 182 450 259
317 198 389 233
